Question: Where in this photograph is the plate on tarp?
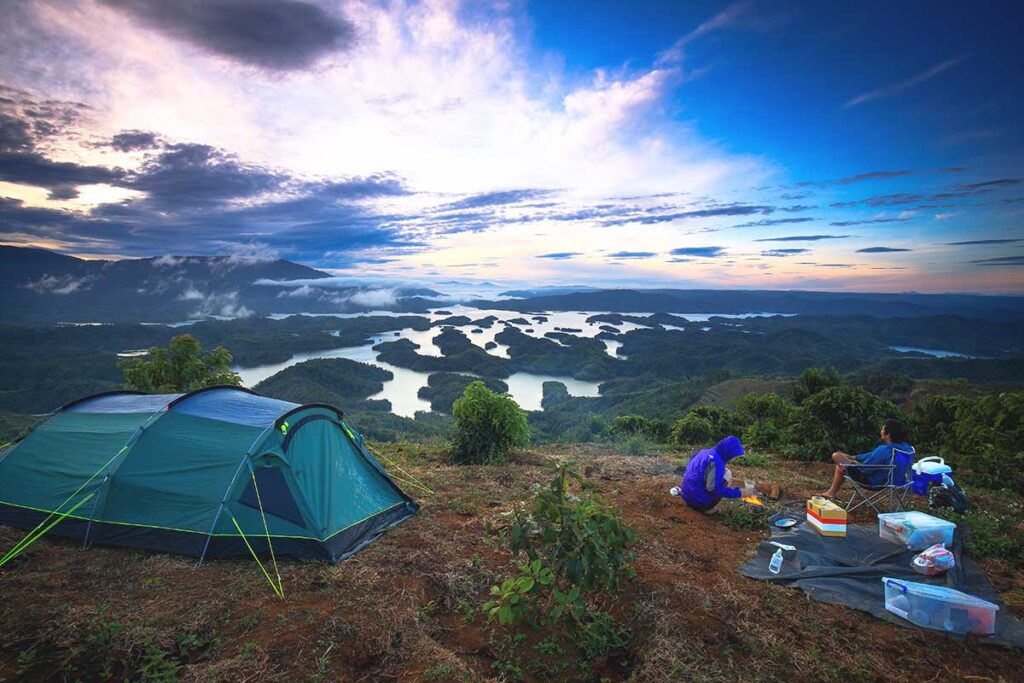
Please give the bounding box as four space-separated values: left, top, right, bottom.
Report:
775 518 797 528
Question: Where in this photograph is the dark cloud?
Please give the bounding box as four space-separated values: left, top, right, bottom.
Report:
755 234 850 242
733 217 814 227
971 255 1024 266
603 203 774 226
0 150 125 188
303 174 408 199
944 238 1022 246
0 113 34 151
536 252 581 260
109 130 160 152
125 143 281 208
762 248 810 257
46 185 80 200
796 170 911 187
856 246 912 253
607 251 656 259
832 193 921 208
831 217 909 227
669 246 726 258
956 178 1020 190
101 0 356 71
442 188 554 211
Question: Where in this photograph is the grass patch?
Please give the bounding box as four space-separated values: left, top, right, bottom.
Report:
719 502 772 531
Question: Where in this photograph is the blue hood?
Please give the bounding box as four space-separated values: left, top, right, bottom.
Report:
715 436 745 461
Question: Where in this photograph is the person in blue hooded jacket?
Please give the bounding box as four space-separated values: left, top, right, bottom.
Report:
675 436 755 513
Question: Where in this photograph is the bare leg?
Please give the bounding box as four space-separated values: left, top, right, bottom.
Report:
819 466 845 498
819 453 848 498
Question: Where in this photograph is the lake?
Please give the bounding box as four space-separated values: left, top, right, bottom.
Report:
234 307 787 417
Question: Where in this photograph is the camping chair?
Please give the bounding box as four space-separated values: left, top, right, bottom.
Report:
843 446 915 514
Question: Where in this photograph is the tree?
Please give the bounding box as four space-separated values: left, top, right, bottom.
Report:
450 381 529 464
790 385 899 460
792 366 841 404
119 334 242 393
670 413 713 445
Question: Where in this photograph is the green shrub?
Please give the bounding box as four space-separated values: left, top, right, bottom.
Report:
792 366 841 405
450 381 529 464
909 394 970 454
937 510 1022 563
483 464 635 632
670 413 713 445
510 463 635 593
790 385 899 460
719 503 771 530
620 434 651 456
952 392 1024 493
612 414 671 442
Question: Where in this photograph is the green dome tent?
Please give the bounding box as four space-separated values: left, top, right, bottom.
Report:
0 386 418 567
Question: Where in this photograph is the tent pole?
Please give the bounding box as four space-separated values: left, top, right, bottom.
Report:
81 473 109 549
196 423 273 568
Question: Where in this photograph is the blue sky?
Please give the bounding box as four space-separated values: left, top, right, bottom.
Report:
0 0 1021 293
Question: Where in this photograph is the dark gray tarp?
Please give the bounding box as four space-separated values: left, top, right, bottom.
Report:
738 523 1024 648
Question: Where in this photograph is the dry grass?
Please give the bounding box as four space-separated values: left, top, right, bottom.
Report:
1 443 1021 682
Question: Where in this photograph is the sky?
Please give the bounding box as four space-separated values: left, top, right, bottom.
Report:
1 0 1022 294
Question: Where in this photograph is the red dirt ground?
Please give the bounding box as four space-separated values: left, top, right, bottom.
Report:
1 444 1021 682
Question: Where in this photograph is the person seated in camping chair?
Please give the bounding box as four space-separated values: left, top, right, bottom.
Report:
819 418 912 499
675 435 755 514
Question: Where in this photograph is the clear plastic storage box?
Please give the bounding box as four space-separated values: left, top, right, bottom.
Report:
878 511 956 550
883 577 998 636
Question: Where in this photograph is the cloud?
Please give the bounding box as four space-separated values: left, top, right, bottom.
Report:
99 0 356 71
23 273 93 294
761 248 809 257
670 246 726 258
340 287 400 308
443 189 554 211
0 149 125 188
856 246 912 253
276 283 317 298
944 238 1022 246
602 203 774 226
185 289 253 318
956 178 1020 190
971 256 1024 266
125 142 281 208
537 252 581 260
0 113 34 151
46 185 80 200
733 217 814 227
659 1 753 62
109 130 160 151
608 251 656 259
831 217 910 227
796 170 911 187
755 234 850 242
844 56 966 108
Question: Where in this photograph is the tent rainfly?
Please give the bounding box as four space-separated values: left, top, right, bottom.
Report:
0 386 418 566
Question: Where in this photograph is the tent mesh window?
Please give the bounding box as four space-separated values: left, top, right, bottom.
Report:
238 466 307 529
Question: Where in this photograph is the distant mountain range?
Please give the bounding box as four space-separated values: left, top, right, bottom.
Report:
3 246 1021 324
474 288 1024 319
0 246 440 323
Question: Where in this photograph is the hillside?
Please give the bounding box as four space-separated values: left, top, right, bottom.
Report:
0 246 440 323
1 444 1020 681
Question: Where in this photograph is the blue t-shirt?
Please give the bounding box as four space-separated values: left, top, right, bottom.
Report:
853 442 913 486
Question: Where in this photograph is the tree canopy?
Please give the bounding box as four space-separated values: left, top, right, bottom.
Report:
119 334 241 393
